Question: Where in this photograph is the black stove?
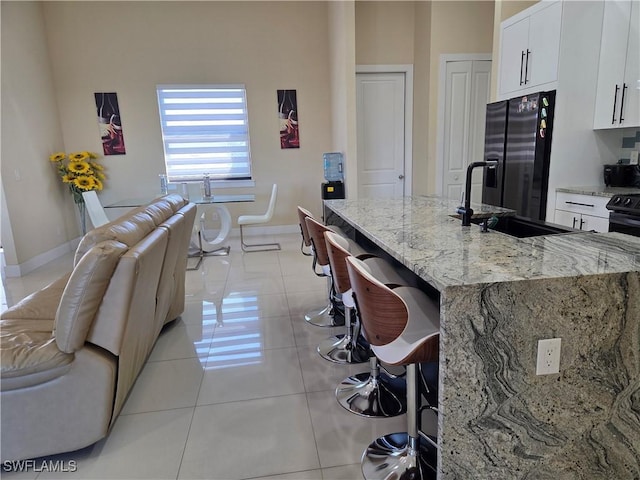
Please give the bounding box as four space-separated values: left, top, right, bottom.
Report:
606 193 640 236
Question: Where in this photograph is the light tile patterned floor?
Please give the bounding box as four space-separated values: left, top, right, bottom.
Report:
1 234 406 480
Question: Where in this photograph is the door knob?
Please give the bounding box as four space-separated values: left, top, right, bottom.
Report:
398 174 405 180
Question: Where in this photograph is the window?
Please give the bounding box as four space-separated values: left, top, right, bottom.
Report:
156 85 252 183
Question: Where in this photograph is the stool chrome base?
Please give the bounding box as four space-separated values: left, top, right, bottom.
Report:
361 433 437 480
317 335 369 364
304 303 345 327
335 371 406 417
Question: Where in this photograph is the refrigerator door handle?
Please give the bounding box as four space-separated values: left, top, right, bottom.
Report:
524 50 530 84
620 83 627 123
612 84 620 124
520 51 526 85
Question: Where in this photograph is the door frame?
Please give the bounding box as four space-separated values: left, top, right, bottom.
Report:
356 64 414 196
435 54 492 196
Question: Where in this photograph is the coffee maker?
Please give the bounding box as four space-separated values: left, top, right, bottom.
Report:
604 164 640 188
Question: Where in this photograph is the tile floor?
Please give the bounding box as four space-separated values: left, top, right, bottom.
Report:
1 233 409 480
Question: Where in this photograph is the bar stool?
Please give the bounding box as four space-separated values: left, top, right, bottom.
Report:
296 206 314 257
304 216 359 327
297 208 348 326
316 231 377 365
347 256 440 480
325 232 408 418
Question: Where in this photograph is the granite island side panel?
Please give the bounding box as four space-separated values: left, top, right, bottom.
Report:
324 196 640 480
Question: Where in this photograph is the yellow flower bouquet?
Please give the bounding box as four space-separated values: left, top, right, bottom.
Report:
49 151 106 233
49 151 106 204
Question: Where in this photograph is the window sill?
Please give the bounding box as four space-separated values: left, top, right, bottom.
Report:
169 179 255 189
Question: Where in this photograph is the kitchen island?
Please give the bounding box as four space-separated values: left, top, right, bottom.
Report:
324 195 640 480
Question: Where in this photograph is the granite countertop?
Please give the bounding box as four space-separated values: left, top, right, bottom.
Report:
325 195 640 291
556 185 640 197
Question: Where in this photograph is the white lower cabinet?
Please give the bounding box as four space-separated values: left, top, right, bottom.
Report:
554 209 610 232
554 192 610 232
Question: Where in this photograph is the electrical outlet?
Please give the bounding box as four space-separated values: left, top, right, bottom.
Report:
536 338 561 375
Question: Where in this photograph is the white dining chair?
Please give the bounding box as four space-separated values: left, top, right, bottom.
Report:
237 183 280 252
82 191 110 229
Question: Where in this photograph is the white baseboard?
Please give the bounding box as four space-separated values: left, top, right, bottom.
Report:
3 238 79 278
229 224 299 238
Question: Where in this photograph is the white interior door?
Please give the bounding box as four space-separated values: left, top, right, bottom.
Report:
356 72 406 198
442 60 491 204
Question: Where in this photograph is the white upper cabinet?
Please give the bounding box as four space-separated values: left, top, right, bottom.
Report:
593 0 640 129
498 1 563 99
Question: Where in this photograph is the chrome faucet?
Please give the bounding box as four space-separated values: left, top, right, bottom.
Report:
456 160 498 226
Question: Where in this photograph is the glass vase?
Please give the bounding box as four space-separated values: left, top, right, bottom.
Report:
77 201 87 235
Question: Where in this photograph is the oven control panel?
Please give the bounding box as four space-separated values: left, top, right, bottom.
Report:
606 194 640 214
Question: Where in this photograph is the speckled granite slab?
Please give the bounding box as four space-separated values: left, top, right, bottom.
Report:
325 196 640 290
325 195 640 479
440 274 639 479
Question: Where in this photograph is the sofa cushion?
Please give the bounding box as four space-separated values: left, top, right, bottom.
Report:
74 212 154 265
55 240 128 354
126 195 186 225
0 320 73 390
143 199 178 224
73 195 186 265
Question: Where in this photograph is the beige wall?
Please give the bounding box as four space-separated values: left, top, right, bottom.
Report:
354 2 432 197
329 1 358 202
1 1 77 265
425 1 495 194
411 2 432 196
2 0 497 271
355 2 416 65
352 1 494 196
40 1 332 230
500 0 538 21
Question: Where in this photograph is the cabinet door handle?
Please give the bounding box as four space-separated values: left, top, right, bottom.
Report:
572 217 577 229
520 51 525 85
524 49 530 84
579 217 585 230
612 84 620 124
565 201 595 208
620 83 627 123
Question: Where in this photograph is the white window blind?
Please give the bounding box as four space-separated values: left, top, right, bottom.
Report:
156 85 252 182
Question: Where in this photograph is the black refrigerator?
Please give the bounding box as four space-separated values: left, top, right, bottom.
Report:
482 91 555 221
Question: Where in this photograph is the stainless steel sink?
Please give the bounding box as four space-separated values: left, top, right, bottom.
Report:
472 215 578 238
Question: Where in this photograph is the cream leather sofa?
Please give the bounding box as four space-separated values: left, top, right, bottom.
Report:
0 194 196 461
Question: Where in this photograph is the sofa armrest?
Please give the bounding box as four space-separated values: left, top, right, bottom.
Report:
0 274 71 321
55 240 128 354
